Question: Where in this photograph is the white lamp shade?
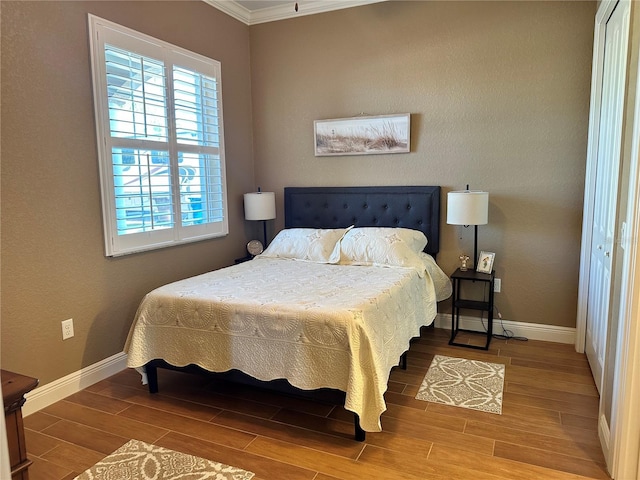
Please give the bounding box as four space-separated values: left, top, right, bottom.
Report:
447 190 489 225
244 192 276 221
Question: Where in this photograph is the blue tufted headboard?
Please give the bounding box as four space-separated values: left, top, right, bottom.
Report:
284 186 441 257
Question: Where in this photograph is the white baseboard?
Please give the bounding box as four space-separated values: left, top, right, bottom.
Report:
434 313 576 345
23 352 128 417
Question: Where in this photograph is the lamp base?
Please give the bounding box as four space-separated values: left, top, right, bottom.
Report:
262 220 268 247
474 225 479 269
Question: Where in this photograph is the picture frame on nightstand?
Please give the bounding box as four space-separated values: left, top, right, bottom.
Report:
476 251 495 273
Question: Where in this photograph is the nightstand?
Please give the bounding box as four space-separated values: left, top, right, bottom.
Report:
450 267 495 350
2 370 38 480
234 255 254 264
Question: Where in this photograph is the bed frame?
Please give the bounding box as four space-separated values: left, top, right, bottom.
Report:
144 185 441 441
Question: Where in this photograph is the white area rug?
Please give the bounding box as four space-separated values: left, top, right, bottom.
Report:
74 439 254 480
416 354 505 414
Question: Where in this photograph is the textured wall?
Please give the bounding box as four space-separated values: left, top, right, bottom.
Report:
249 1 596 328
1 1 254 384
1 0 597 388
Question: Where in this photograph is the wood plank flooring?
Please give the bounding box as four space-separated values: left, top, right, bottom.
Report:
24 327 610 480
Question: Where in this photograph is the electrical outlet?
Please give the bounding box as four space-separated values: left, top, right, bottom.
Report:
494 278 501 293
62 318 74 340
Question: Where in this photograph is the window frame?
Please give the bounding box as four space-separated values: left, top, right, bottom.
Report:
88 14 229 256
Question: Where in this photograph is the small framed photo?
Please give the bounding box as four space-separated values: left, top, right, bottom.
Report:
476 251 495 274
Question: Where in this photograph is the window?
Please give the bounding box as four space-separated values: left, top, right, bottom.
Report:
88 15 228 256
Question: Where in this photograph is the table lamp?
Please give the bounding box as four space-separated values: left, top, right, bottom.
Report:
447 188 489 268
244 189 276 247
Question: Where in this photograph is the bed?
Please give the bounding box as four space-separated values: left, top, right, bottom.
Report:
124 185 450 440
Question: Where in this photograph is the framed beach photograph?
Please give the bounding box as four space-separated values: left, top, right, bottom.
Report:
314 113 410 156
476 251 495 274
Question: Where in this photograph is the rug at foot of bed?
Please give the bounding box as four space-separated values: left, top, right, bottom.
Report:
415 354 505 414
73 439 255 480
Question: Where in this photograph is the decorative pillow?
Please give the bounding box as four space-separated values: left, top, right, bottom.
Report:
260 227 351 263
339 228 426 275
342 227 427 253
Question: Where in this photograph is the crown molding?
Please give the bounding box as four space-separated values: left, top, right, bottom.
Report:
204 0 388 25
204 0 253 24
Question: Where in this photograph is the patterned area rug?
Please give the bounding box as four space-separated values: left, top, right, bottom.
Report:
74 439 255 480
416 354 505 414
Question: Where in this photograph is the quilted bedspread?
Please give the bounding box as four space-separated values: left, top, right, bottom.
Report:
124 257 444 432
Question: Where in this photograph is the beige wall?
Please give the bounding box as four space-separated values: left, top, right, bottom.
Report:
1 1 255 384
250 1 596 328
1 1 596 387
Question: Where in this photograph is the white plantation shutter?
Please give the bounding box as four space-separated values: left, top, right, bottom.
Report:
89 15 228 256
106 46 168 142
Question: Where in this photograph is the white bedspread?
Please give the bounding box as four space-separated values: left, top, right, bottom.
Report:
124 256 447 432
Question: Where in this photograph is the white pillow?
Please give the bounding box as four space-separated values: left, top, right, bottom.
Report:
339 228 426 274
343 227 427 253
260 227 351 263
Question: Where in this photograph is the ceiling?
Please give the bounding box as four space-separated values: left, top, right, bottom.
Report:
235 0 291 11
203 0 387 25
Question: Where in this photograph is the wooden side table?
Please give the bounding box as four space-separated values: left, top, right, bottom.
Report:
2 370 38 480
449 267 495 350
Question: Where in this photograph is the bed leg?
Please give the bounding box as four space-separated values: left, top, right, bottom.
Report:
400 352 407 370
146 362 159 394
354 414 366 442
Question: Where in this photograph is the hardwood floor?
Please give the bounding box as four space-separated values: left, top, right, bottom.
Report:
24 327 610 480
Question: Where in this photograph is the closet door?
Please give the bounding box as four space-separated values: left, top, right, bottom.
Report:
584 0 629 393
